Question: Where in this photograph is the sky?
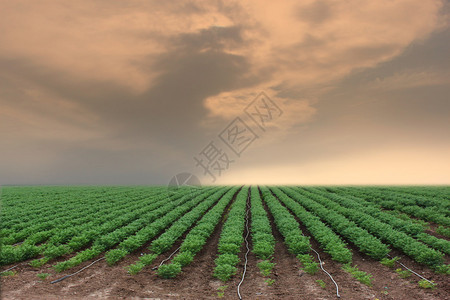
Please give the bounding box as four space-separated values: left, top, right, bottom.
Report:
0 0 449 186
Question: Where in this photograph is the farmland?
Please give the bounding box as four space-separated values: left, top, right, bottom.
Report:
1 186 449 299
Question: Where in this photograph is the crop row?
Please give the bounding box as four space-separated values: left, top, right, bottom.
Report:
270 187 352 263
333 187 450 226
308 187 450 255
259 187 310 255
293 188 444 267
213 187 249 281
52 187 214 272
105 187 228 265
250 187 275 260
153 187 240 278
280 187 389 259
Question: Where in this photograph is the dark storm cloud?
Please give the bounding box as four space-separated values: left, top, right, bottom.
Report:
296 0 334 26
0 0 448 185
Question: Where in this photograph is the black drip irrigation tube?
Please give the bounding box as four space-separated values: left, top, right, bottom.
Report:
0 265 19 274
237 196 251 300
50 257 105 284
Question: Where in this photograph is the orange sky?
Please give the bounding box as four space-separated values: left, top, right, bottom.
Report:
0 0 449 185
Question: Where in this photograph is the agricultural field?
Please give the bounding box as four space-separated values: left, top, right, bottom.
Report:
0 186 449 299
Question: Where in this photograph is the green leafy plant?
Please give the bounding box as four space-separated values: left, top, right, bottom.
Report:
213 264 237 282
316 279 326 289
0 270 16 277
127 262 144 275
157 263 181 279
257 260 275 277
436 226 450 238
418 280 436 289
36 273 51 280
216 285 227 298
172 251 195 267
395 268 411 279
265 278 275 286
29 257 49 268
380 257 399 268
433 264 450 275
297 254 319 275
343 264 373 286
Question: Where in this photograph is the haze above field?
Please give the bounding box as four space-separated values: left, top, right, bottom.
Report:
0 0 449 185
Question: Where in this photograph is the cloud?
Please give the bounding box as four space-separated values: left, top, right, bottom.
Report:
365 70 450 91
0 0 448 184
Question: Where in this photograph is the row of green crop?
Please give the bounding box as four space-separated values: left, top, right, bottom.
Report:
309 187 450 255
1 187 199 266
387 186 449 202
333 187 450 226
213 187 248 281
371 187 449 211
1 187 148 229
250 187 275 260
270 187 352 263
51 188 214 272
1 189 132 235
280 187 389 260
294 188 444 267
259 187 310 255
155 187 240 278
309 187 424 235
2 190 162 246
105 187 230 266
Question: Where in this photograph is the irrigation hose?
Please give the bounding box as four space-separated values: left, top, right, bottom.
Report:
0 265 19 274
50 257 105 284
237 197 251 300
387 254 435 285
311 248 340 298
152 247 181 270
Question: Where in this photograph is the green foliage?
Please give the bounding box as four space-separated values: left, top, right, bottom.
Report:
250 187 275 261
172 251 194 267
290 187 445 266
380 257 399 268
316 279 326 288
213 187 248 281
0 270 16 277
418 280 436 289
436 226 450 238
433 264 450 275
105 249 128 266
29 257 49 268
343 264 373 286
216 285 227 298
257 260 275 277
297 254 319 275
166 187 239 279
265 278 275 286
36 273 51 280
280 187 389 260
271 187 352 263
260 187 310 256
213 264 237 282
127 262 145 275
395 268 411 278
157 263 181 279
